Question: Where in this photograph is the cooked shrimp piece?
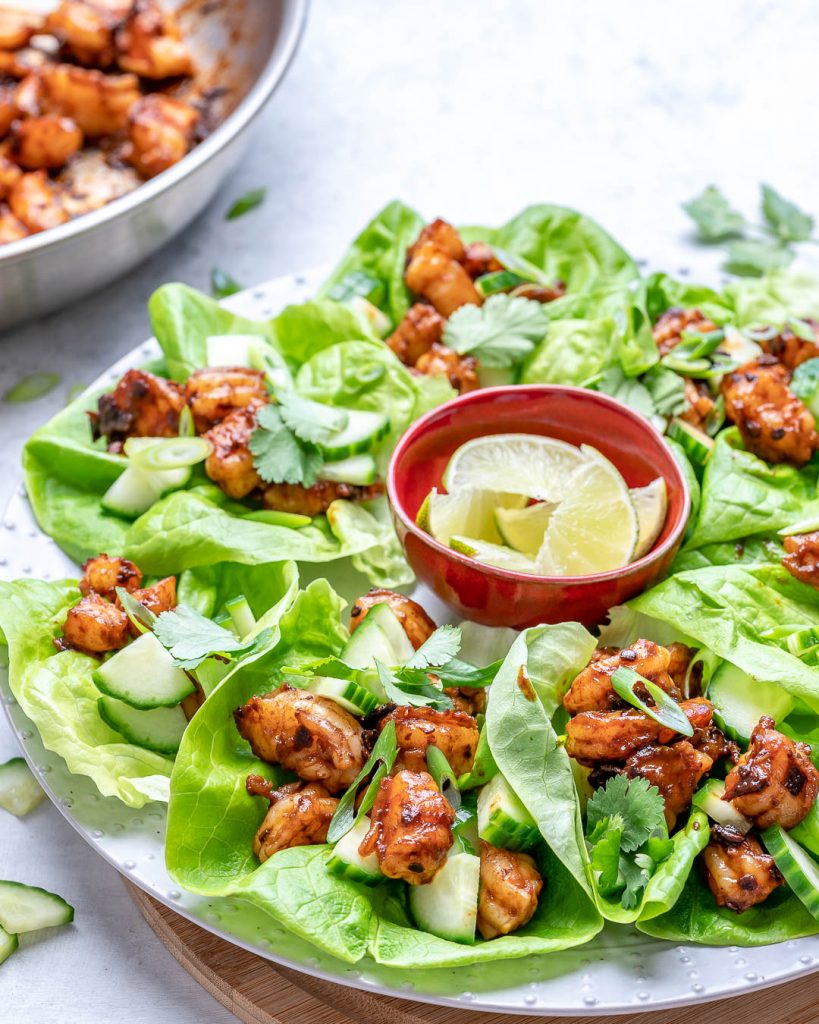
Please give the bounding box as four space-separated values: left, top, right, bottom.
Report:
386 303 444 366
8 171 69 233
702 828 784 912
45 1 129 66
0 202 26 242
126 575 176 632
80 554 142 600
0 154 21 200
381 705 479 776
61 592 129 653
652 308 717 357
41 64 140 137
408 218 466 262
233 685 366 794
405 241 483 318
358 769 454 884
0 84 19 139
565 699 714 765
477 841 543 940
415 344 479 394
461 241 503 279
625 741 713 829
510 281 567 303
722 716 819 829
12 116 83 170
445 686 486 717
349 589 436 649
721 358 816 467
760 322 819 371
665 642 695 693
125 93 198 178
203 406 263 500
57 148 141 217
563 640 680 715
184 367 268 432
783 531 819 588
691 723 739 765
90 368 185 446
115 0 192 79
263 480 382 517
0 8 44 51
681 378 716 432
246 778 338 863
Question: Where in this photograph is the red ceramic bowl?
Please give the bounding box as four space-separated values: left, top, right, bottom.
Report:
387 385 690 630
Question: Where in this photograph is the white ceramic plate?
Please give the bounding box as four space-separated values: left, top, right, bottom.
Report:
2 270 818 1017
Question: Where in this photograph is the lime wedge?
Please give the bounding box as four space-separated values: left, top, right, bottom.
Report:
494 502 554 555
442 434 588 501
417 488 526 546
535 446 638 575
450 535 537 573
630 478 668 559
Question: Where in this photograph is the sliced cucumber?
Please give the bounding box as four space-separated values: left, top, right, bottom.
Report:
101 463 191 519
97 696 186 755
366 603 415 665
791 800 819 859
0 880 74 934
319 454 378 486
0 757 45 817
225 594 256 638
340 616 396 670
477 365 517 388
692 778 752 833
475 270 528 298
327 814 383 885
126 436 211 473
667 419 714 473
249 343 293 391
762 826 819 921
317 409 389 460
477 772 539 851
93 632 194 709
0 926 16 965
409 851 480 944
206 333 259 368
307 676 380 716
707 662 795 745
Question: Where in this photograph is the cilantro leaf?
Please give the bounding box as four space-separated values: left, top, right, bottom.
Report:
723 238 794 277
586 775 666 853
277 391 349 445
643 365 688 417
249 404 323 486
443 294 550 367
761 184 814 242
592 367 658 420
590 820 623 894
682 186 747 242
405 625 462 670
619 853 653 910
153 605 271 670
375 659 453 710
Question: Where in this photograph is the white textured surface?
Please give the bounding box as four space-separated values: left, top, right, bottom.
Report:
2 1 819 1020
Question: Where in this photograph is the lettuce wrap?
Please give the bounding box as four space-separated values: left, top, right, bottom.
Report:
166 584 604 967
23 285 451 584
0 560 298 807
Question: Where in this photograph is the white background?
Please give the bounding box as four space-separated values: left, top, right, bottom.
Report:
2 1 819 1020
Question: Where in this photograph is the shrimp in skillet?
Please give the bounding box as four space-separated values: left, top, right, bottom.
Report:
124 92 198 179
477 841 543 940
246 776 339 863
115 0 193 80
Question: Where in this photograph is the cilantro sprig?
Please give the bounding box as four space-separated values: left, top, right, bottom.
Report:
443 294 550 367
682 183 817 277
153 605 272 670
248 403 324 487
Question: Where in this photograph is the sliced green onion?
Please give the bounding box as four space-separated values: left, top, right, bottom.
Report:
4 372 61 403
211 267 243 299
115 587 156 634
705 394 726 437
226 187 267 221
426 744 461 811
660 355 712 375
127 436 211 472
787 628 819 659
328 270 387 308
327 721 398 843
611 667 694 737
178 405 195 438
475 270 529 297
746 324 779 343
243 509 312 529
780 518 819 537
490 246 548 284
790 319 816 342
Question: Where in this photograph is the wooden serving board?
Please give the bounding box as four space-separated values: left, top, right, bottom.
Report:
125 881 818 1024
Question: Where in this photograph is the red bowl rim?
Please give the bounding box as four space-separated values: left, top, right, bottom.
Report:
386 384 692 587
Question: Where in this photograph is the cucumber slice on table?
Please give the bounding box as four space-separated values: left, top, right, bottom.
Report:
319 454 378 486
225 594 256 638
307 676 380 716
0 880 74 934
101 463 191 519
97 696 187 755
706 662 795 745
93 632 194 709
791 801 819 859
762 826 819 920
409 851 481 944
477 772 539 851
327 815 383 885
666 419 714 473
0 926 17 965
692 778 752 833
317 409 389 459
0 757 45 817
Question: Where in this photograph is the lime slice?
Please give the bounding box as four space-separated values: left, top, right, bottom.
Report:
535 446 638 575
630 478 668 560
494 502 554 555
450 535 537 573
417 488 525 546
442 434 588 501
